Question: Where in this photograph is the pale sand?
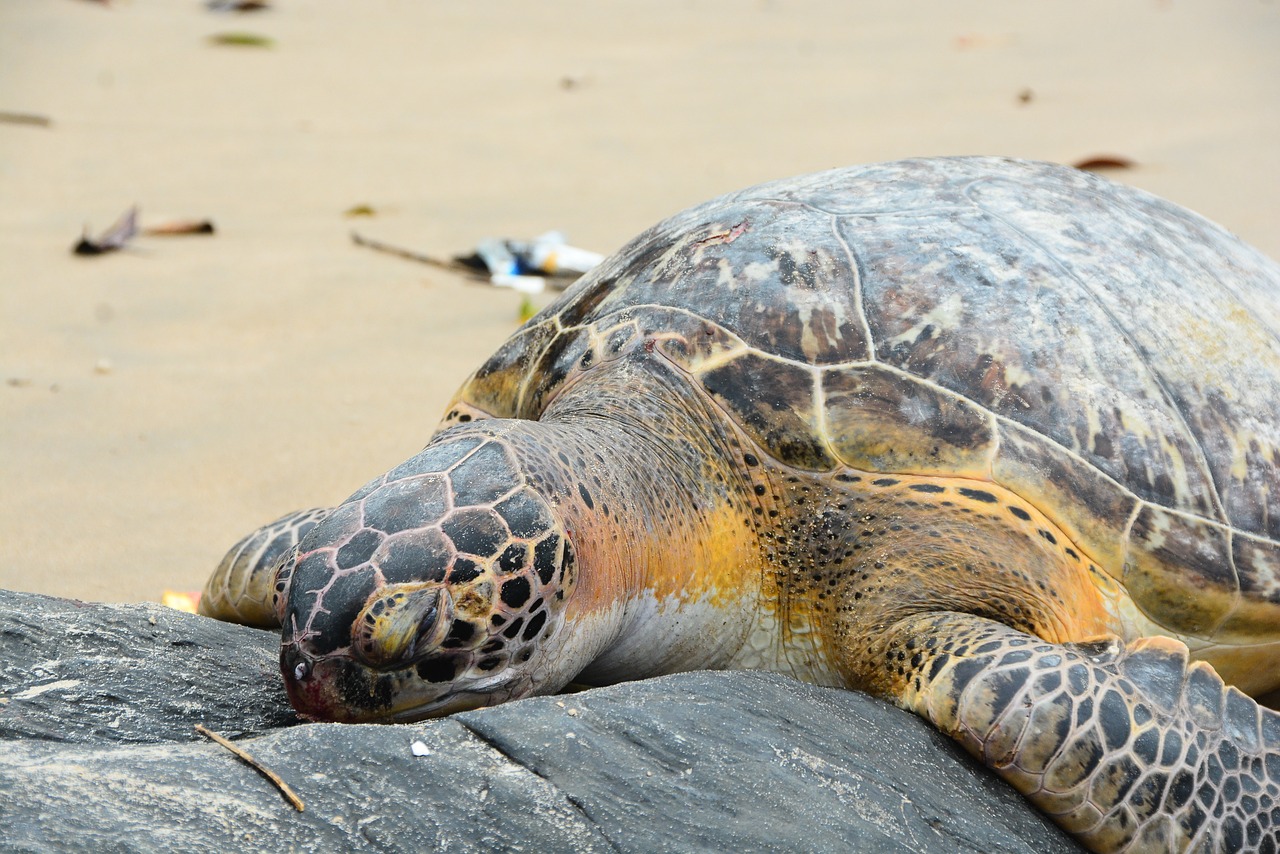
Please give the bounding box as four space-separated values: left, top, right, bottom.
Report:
2 1 1278 603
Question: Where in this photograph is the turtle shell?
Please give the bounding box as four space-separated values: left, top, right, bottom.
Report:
450 156 1280 652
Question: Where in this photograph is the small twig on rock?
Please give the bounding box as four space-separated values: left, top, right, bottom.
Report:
195 724 304 811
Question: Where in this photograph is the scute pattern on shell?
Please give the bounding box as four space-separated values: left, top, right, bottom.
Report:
453 156 1280 648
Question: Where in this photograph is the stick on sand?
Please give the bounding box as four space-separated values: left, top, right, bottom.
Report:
350 230 481 277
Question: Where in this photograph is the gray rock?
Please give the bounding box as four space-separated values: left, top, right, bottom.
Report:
0 589 297 742
0 589 1080 852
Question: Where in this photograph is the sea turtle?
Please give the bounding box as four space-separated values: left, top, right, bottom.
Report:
202 157 1280 852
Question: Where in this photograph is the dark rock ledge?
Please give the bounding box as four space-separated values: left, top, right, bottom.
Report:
0 589 1079 852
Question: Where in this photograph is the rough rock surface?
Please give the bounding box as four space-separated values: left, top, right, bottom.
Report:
0 589 298 742
0 589 1079 852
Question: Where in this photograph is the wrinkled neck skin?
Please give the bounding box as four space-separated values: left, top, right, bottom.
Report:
506 354 764 687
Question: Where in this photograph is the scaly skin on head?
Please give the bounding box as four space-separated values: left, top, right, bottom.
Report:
277 427 584 721
277 353 765 722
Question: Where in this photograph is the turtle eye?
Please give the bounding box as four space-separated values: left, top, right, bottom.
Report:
350 584 454 669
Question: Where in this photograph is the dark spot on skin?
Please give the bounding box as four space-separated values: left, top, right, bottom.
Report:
477 657 503 671
1009 506 1032 521
754 484 767 496
835 473 861 483
442 620 476 649
1039 529 1057 545
450 557 482 583
577 483 594 510
743 453 760 467
497 543 527 575
873 478 899 487
501 577 531 608
522 611 548 641
338 529 382 570
561 541 575 579
458 414 472 422
908 483 946 494
958 488 998 503
534 535 561 585
501 617 525 639
416 657 458 683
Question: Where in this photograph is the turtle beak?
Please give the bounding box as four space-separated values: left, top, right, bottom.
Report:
280 643 339 720
280 643 486 722
281 645 386 722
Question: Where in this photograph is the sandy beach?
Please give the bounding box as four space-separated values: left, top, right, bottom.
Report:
2 0 1278 604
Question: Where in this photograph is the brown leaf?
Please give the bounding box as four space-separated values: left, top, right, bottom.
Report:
73 207 139 256
207 0 270 10
1072 156 1136 172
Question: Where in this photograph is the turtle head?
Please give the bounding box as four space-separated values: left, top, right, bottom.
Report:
277 431 580 722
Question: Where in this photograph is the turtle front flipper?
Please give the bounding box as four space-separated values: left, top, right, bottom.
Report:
867 611 1280 853
199 508 331 628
